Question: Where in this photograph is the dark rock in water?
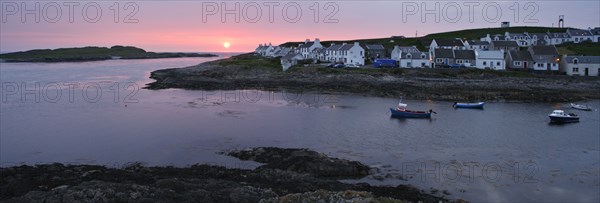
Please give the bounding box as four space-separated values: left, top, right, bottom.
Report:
0 148 448 203
228 147 370 178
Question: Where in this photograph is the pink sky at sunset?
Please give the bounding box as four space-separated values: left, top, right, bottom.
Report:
1 1 599 53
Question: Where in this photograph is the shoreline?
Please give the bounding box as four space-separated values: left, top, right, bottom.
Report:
0 147 451 202
146 53 600 102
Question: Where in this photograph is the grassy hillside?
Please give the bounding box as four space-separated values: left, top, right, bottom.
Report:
557 42 600 56
280 26 571 52
422 26 569 40
0 46 217 62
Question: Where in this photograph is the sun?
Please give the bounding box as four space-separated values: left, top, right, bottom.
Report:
223 42 231 48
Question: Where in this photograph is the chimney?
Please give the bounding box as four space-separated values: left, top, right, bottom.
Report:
315 38 320 43
330 43 335 46
354 42 359 46
342 43 347 46
305 39 310 44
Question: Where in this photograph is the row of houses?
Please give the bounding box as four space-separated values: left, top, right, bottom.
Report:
480 28 600 46
256 33 600 76
256 38 366 71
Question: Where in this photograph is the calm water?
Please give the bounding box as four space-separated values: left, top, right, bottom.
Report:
1 56 599 202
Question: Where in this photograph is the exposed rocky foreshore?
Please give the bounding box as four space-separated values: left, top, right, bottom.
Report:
146 54 600 102
1 147 454 202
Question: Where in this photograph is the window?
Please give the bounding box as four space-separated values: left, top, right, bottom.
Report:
421 54 426 59
538 63 544 67
573 68 579 72
483 61 487 65
457 59 463 63
497 62 501 66
436 58 443 63
406 54 412 59
574 59 578 64
515 61 521 66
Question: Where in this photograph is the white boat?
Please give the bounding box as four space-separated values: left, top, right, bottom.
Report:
570 103 592 111
548 110 579 123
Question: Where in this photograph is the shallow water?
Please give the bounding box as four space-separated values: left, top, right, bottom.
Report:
1 56 598 202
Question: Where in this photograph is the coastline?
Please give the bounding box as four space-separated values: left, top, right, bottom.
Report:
0 148 450 202
146 53 600 102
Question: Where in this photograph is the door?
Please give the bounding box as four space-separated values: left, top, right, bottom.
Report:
523 62 528 69
585 68 589 76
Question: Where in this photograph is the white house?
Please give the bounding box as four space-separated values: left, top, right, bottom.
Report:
390 46 419 61
591 27 600 42
298 38 323 59
567 29 594 43
465 40 490 50
399 51 430 68
429 38 466 53
560 56 600 76
338 42 365 66
325 43 343 63
529 46 560 71
475 50 505 70
547 32 571 45
280 53 304 71
505 32 532 47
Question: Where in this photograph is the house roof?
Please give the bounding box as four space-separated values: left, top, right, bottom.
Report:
326 44 343 51
339 44 356 51
365 44 385 50
468 40 490 46
453 50 476 60
434 39 464 47
548 32 570 39
419 39 433 47
508 50 533 61
401 52 429 59
281 53 303 60
394 46 420 52
567 29 593 37
591 28 600 35
491 40 519 47
564 56 600 64
476 50 503 59
530 46 558 56
434 49 454 58
298 42 314 49
528 33 548 39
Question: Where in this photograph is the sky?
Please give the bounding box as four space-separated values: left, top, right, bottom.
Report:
1 0 599 52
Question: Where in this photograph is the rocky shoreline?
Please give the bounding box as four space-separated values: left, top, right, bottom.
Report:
146 53 600 102
1 148 453 202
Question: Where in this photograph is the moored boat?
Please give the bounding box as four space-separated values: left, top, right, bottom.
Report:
570 103 592 111
548 110 579 123
390 102 433 118
453 102 485 109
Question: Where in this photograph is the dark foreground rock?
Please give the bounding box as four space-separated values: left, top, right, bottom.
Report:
146 53 600 102
229 147 370 178
0 148 452 203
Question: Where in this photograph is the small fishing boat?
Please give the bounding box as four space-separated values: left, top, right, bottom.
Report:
570 103 592 111
453 102 485 109
390 102 433 118
548 110 579 123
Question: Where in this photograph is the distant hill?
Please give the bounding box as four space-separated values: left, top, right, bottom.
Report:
279 26 572 52
0 46 218 62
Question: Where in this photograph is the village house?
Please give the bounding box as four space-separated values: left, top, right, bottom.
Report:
273 47 294 58
567 29 594 43
338 42 365 66
280 53 304 71
390 46 420 61
481 34 508 42
429 38 466 53
364 44 386 60
453 50 476 67
505 32 532 47
311 47 327 62
560 56 600 76
325 43 343 63
465 40 490 50
399 51 430 68
529 45 560 71
506 50 534 69
475 50 505 70
489 40 519 52
591 27 600 42
529 33 550 46
298 38 323 59
547 32 571 45
432 49 455 67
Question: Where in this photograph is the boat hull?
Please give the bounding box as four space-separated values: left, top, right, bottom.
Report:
453 102 485 109
549 116 579 123
390 108 431 118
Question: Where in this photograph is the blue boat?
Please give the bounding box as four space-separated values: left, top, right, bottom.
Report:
453 102 485 109
390 108 432 118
